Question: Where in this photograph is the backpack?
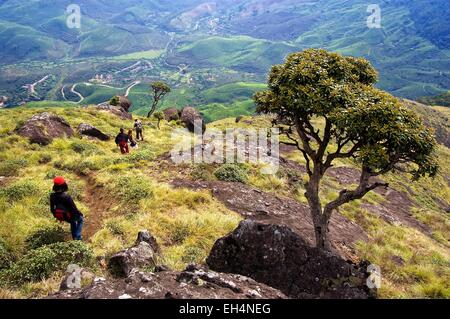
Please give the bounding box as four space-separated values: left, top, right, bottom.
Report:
136 121 143 130
53 205 73 223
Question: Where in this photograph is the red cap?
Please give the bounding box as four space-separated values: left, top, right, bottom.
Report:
53 176 66 186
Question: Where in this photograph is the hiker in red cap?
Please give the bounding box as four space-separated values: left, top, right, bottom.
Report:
50 176 84 240
115 128 130 154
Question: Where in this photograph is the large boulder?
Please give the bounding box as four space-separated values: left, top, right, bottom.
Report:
95 103 132 120
181 106 206 133
117 96 132 112
49 264 286 299
107 231 160 278
163 107 181 121
15 112 74 145
77 123 110 141
207 220 373 299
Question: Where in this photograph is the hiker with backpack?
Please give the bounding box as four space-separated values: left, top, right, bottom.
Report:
115 128 130 154
134 119 144 141
50 176 84 241
128 129 138 149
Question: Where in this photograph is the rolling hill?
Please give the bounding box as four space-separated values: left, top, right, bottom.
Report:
0 0 448 119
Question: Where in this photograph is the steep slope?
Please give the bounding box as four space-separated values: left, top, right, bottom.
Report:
0 0 448 103
0 103 448 298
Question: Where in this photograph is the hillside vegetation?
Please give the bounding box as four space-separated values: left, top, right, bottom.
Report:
0 101 448 298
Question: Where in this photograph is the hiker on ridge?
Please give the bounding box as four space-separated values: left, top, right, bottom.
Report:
134 119 144 141
128 129 138 149
115 128 130 154
50 176 84 241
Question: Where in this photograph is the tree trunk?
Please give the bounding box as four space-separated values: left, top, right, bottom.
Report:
312 215 331 251
305 170 332 251
147 107 155 118
147 102 158 118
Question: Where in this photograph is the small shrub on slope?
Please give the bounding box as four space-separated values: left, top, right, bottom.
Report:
0 159 28 177
0 180 40 202
25 226 67 250
0 239 13 270
3 241 93 285
214 164 248 183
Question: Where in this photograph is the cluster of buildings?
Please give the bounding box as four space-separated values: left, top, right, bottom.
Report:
89 74 113 84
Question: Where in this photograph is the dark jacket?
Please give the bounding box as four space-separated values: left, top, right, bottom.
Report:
115 132 129 144
50 192 83 220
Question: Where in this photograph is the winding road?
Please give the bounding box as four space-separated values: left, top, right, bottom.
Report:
71 84 84 103
66 80 141 104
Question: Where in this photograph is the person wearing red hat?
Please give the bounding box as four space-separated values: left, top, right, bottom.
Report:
49 176 84 240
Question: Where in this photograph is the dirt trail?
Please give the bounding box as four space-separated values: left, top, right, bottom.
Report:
81 175 113 240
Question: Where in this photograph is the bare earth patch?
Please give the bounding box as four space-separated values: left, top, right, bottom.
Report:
171 179 366 260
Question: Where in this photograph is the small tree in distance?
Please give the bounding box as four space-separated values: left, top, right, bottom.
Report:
254 49 438 251
153 111 164 130
148 81 171 118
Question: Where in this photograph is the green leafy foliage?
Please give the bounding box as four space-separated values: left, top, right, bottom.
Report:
0 239 13 270
109 96 120 107
25 226 67 250
255 49 438 180
0 159 28 177
214 164 248 183
148 81 171 118
2 241 93 285
0 180 40 202
107 174 154 206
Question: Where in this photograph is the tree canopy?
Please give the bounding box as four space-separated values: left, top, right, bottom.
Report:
148 81 171 118
254 48 438 250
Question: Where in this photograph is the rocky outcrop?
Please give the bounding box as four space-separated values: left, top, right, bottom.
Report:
117 96 132 112
95 103 132 120
77 123 110 141
15 112 74 145
207 220 373 299
49 264 286 299
163 107 181 121
107 231 160 278
181 106 206 133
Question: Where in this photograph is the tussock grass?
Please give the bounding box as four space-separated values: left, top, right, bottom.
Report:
0 106 448 299
90 182 241 270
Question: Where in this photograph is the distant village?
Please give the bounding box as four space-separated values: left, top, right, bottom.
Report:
89 74 114 84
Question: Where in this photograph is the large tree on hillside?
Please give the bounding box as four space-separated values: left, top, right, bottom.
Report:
254 49 438 251
147 81 171 118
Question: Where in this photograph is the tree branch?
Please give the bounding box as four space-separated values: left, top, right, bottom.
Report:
322 167 389 221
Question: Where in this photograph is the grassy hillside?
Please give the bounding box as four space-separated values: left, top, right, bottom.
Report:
418 91 450 107
175 36 300 73
0 104 448 298
293 0 450 98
